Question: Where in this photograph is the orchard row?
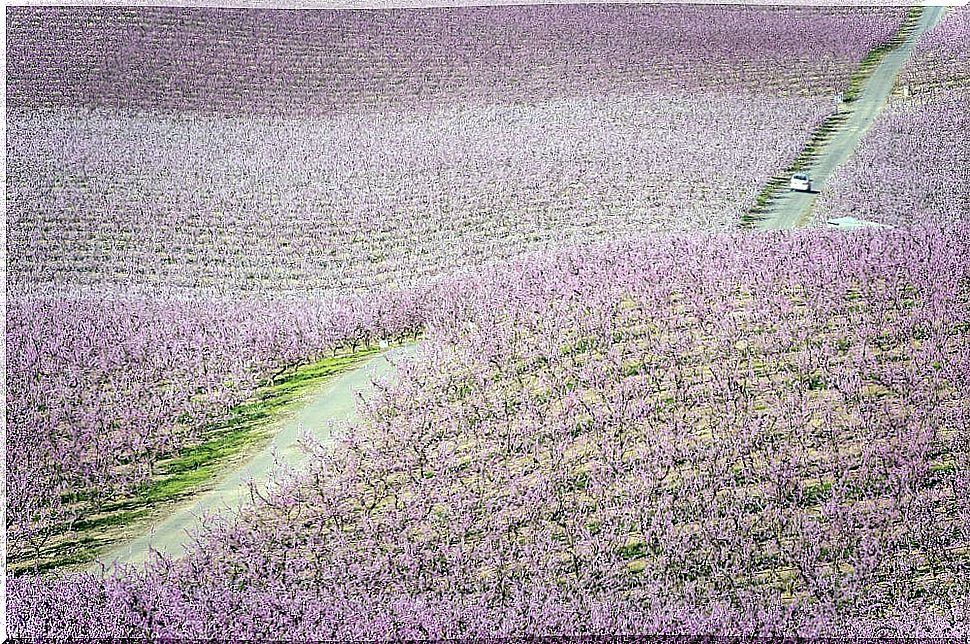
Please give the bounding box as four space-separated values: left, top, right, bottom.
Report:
10 224 970 637
6 5 905 115
7 94 827 292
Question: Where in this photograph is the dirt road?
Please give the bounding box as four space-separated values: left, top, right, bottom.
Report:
92 343 420 570
756 5 946 230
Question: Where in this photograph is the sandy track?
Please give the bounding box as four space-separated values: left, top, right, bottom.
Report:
756 6 946 230
92 343 420 570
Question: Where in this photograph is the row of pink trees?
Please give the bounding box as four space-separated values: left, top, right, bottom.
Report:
816 7 970 227
9 224 970 637
5 285 428 563
6 5 905 115
6 93 828 291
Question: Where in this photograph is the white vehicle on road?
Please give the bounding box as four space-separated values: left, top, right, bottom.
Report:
789 173 813 192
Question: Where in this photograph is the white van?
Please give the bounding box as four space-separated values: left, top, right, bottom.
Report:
789 173 813 192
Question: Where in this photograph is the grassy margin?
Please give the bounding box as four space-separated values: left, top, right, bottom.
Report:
8 342 395 574
740 6 923 229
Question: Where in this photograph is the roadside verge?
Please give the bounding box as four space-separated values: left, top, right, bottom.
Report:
740 6 929 230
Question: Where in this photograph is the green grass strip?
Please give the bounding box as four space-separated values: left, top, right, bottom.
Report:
138 345 384 504
740 7 923 229
844 6 922 103
9 343 394 574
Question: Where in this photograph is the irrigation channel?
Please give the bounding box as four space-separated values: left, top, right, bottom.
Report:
92 343 421 570
752 5 946 231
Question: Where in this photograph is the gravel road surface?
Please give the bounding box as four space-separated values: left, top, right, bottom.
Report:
756 6 946 230
92 343 420 570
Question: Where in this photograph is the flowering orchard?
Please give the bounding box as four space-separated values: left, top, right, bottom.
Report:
5 287 426 565
5 2 966 639
7 96 828 291
5 3 860 567
5 5 907 292
899 6 970 95
814 91 970 227
816 8 970 227
9 225 970 637
6 5 905 115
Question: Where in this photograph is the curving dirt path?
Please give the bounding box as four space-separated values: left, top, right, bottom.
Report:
91 343 421 570
756 5 947 231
